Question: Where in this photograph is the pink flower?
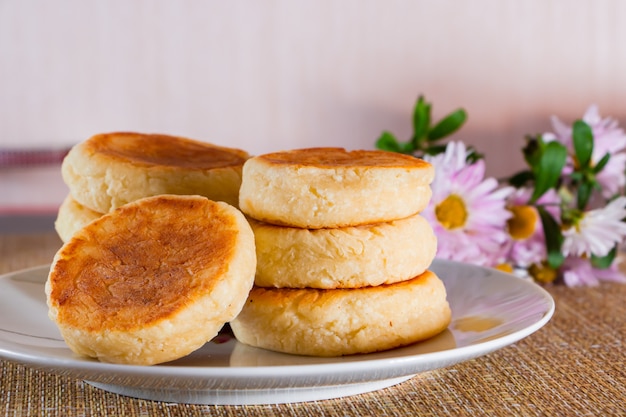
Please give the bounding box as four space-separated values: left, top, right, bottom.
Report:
504 188 560 268
561 196 626 258
548 105 626 198
423 142 513 267
561 257 626 287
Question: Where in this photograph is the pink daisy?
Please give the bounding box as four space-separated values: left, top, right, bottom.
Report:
561 196 626 258
504 188 561 269
561 257 626 287
547 104 626 199
423 142 513 267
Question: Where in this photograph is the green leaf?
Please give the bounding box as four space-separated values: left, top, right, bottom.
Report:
465 147 484 163
576 180 593 210
522 135 542 167
572 120 593 169
412 96 431 147
593 152 611 174
375 131 404 153
530 141 567 203
537 206 564 269
570 171 584 182
508 170 535 188
591 246 617 269
427 109 467 141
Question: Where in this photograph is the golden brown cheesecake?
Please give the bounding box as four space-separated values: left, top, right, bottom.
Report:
239 147 434 228
62 132 249 212
46 195 256 365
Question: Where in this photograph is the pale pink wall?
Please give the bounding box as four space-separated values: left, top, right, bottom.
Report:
2 0 626 179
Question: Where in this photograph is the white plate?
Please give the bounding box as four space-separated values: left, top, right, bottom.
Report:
0 260 554 405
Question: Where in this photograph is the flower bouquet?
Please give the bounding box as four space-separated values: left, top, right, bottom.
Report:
376 96 626 286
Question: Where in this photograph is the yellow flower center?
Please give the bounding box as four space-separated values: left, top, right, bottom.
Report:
435 194 468 230
507 205 539 240
528 262 558 284
495 263 514 273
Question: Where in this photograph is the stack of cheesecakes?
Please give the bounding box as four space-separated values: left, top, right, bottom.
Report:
55 132 249 242
47 138 451 364
230 147 451 357
47 132 256 365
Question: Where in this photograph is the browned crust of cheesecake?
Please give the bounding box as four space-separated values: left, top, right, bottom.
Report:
48 195 240 331
46 195 257 365
258 147 433 171
62 132 250 211
83 132 248 170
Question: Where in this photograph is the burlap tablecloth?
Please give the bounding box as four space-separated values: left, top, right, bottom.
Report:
1 232 625 416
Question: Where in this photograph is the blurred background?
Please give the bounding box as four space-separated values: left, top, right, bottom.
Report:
2 0 626 224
